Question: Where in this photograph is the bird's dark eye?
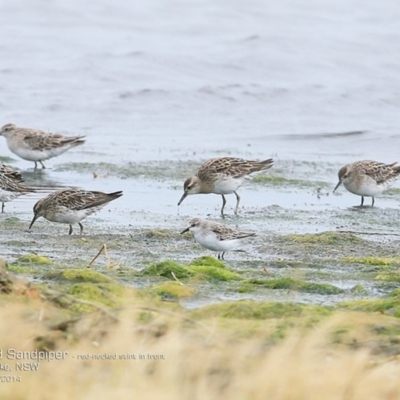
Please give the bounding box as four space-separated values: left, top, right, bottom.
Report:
187 185 192 190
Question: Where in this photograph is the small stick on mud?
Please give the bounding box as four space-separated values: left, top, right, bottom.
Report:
171 271 185 285
262 266 270 275
87 244 121 269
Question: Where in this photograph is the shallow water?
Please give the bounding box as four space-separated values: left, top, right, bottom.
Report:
1 0 400 307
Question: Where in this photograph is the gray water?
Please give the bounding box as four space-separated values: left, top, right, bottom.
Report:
1 0 400 230
1 1 400 145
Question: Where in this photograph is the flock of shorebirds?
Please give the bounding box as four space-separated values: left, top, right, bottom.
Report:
1 123 400 259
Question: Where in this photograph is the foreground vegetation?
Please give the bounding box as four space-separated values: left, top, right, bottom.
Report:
1 256 400 400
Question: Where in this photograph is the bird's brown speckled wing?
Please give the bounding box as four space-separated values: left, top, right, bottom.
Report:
359 160 400 184
0 164 23 182
209 221 256 241
0 174 32 193
197 157 273 180
22 131 85 151
45 189 122 210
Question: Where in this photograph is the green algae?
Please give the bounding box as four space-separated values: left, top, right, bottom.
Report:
65 282 125 313
41 270 126 313
146 282 196 299
388 289 400 298
44 269 113 283
252 174 330 189
189 256 227 269
190 265 242 281
15 254 52 265
7 265 36 274
375 273 400 283
141 258 242 282
350 285 369 295
39 280 127 314
188 256 242 281
190 300 331 320
342 257 400 266
337 296 400 318
239 277 343 295
284 231 363 245
141 261 195 279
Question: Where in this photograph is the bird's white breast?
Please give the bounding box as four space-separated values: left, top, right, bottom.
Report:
45 205 104 224
7 138 76 161
194 230 240 252
344 177 390 197
212 176 245 194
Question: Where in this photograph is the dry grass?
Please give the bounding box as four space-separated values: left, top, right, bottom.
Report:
0 295 400 400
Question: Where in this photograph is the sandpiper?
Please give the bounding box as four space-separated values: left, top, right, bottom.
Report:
333 160 400 206
180 217 256 259
29 189 123 235
0 168 34 213
0 164 23 183
0 123 85 169
178 157 273 216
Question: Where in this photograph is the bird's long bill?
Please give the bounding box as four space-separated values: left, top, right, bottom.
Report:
180 227 190 234
177 191 188 206
29 214 38 230
333 180 342 193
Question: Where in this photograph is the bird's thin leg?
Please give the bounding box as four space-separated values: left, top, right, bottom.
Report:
220 195 227 218
1 202 4 213
360 196 364 206
371 197 375 207
39 161 46 169
233 191 241 215
68 225 73 235
217 253 221 260
79 223 84 235
34 161 38 169
221 252 225 260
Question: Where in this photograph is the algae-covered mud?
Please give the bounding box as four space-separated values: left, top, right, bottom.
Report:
2 156 400 311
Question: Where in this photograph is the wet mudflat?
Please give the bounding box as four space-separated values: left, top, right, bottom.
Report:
2 155 400 309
